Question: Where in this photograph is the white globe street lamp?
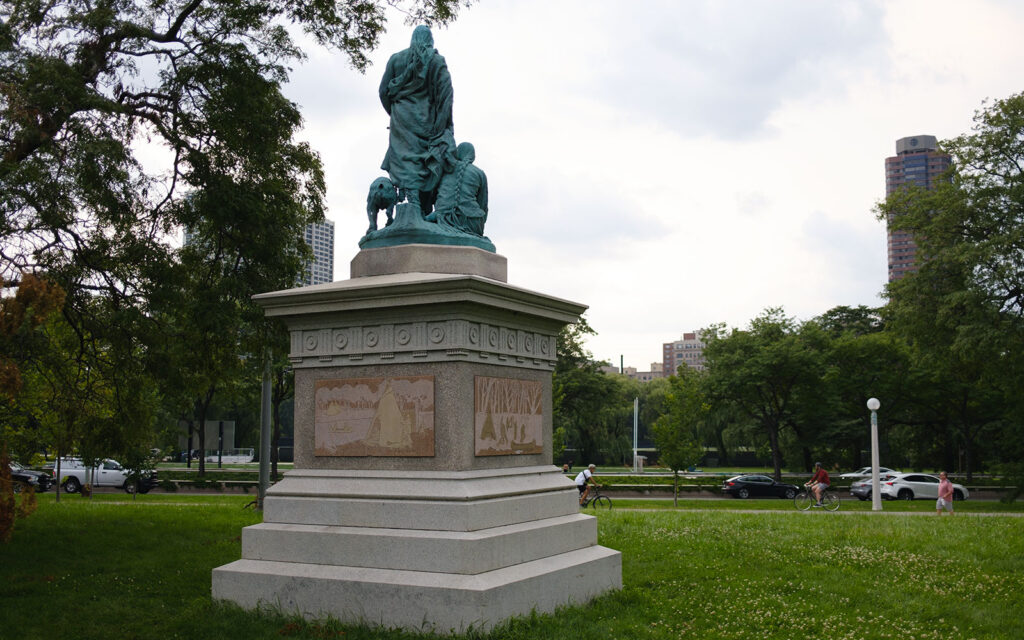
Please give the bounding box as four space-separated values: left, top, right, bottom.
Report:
867 398 882 511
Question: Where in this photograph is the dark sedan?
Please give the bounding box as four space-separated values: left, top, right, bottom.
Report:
9 461 53 493
721 474 799 499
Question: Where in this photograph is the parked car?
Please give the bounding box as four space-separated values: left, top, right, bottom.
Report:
879 472 968 501
50 457 158 494
721 474 800 499
839 466 897 480
8 461 53 493
849 474 898 501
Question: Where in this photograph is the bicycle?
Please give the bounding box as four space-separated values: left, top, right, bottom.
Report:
580 485 612 510
794 486 840 511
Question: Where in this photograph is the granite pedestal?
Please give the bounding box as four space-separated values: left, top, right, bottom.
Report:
212 245 621 633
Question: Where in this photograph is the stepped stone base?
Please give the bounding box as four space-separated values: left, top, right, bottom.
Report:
218 251 620 631
213 547 621 634
212 466 621 633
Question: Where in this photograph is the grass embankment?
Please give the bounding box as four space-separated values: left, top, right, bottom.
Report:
2 494 1021 639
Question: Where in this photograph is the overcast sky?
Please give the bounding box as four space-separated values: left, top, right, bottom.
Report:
282 0 1024 370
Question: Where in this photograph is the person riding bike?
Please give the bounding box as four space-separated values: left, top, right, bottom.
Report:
575 464 597 506
805 462 830 507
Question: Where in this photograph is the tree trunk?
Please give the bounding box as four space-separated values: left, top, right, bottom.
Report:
768 424 783 480
715 430 729 466
55 450 62 504
963 433 974 483
194 388 216 477
186 421 194 469
673 471 679 507
196 413 206 477
850 435 863 471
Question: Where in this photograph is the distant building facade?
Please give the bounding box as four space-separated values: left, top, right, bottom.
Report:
663 332 705 374
299 220 335 286
884 135 952 281
598 362 663 382
185 218 335 287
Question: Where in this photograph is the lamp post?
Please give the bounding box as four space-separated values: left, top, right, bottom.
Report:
867 398 881 511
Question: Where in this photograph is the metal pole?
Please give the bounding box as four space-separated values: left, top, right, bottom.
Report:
632 397 638 473
258 352 272 510
867 398 882 511
217 420 223 469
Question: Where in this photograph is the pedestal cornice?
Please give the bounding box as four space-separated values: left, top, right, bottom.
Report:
255 272 586 370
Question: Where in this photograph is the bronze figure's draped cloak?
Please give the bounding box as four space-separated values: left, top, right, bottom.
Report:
379 26 456 204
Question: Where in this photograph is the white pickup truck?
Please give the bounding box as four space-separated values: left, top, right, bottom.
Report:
53 458 158 494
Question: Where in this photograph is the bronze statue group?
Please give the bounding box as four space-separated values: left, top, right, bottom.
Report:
366 26 488 240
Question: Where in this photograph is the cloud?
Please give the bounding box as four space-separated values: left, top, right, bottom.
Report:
587 1 887 139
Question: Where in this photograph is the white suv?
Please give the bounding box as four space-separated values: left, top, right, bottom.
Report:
880 472 968 501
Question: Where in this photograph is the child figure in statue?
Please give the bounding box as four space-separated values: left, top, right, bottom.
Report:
427 142 488 236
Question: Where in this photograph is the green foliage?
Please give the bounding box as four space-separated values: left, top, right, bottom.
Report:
552 316 632 464
880 91 1024 479
1 0 469 472
0 445 13 542
652 421 704 474
0 274 65 401
651 367 706 504
702 309 828 478
552 426 567 462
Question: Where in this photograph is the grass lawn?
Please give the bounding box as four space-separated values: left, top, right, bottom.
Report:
2 493 1021 639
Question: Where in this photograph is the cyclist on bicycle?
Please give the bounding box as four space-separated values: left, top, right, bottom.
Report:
805 462 830 507
575 464 597 505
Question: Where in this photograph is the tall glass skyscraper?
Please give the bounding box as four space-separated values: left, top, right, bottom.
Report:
884 135 951 281
299 220 335 286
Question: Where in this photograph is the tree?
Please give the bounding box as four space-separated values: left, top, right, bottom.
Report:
817 323 914 470
651 366 705 506
0 274 65 400
260 326 294 480
551 316 622 465
0 273 65 467
2 0 468 292
880 92 1024 478
1 0 469 463
702 309 826 479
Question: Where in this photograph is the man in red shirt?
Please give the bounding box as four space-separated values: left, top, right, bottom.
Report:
806 462 830 507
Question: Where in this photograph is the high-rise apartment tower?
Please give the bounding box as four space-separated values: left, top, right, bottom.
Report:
884 135 952 281
299 220 335 286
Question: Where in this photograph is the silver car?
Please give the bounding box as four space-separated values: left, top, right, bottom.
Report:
879 472 969 501
839 466 897 480
849 474 897 501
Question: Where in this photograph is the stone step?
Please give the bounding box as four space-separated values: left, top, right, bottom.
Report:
264 488 580 531
212 544 622 634
242 513 597 574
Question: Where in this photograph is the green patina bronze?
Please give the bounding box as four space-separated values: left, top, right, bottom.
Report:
361 26 494 252
359 202 495 252
427 142 487 236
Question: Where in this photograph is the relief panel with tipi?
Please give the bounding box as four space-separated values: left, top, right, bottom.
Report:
315 376 434 456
